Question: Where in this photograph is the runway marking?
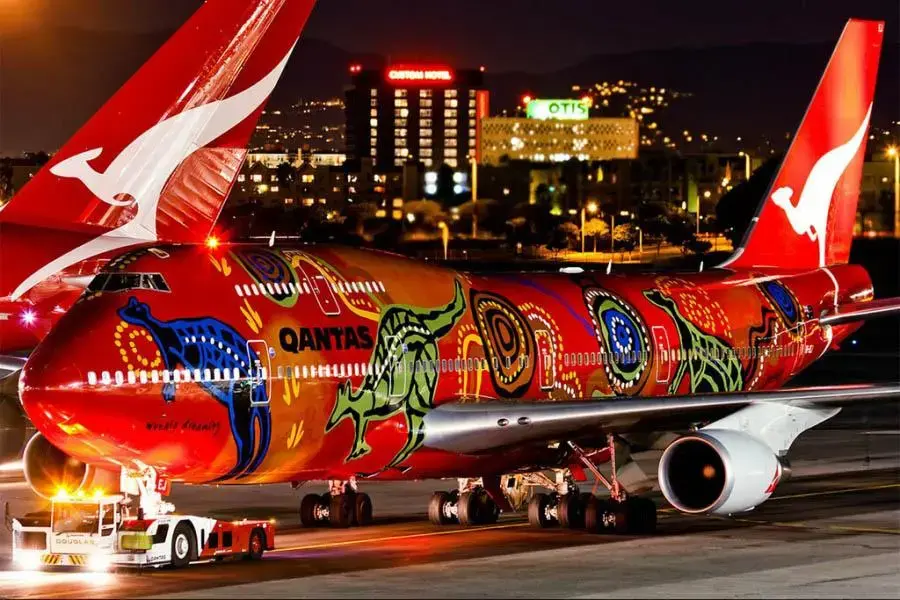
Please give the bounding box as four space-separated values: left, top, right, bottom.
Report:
271 522 531 554
768 482 900 502
723 517 900 536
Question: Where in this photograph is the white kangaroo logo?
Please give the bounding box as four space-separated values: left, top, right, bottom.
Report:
11 44 295 300
771 103 872 268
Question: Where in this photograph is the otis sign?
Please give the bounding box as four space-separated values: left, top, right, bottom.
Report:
526 99 590 121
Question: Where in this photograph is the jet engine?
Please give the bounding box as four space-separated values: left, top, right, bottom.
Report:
658 429 782 516
23 433 118 499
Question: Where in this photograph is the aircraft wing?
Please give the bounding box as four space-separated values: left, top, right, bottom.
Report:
820 297 900 326
422 384 900 455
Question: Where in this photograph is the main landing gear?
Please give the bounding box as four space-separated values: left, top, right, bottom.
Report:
299 479 373 528
428 478 501 526
528 436 657 535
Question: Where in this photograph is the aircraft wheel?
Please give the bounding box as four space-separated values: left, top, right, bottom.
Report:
428 491 455 525
300 493 323 527
329 494 355 528
354 492 373 526
624 497 657 534
584 497 612 533
527 493 554 528
557 494 585 529
458 489 500 526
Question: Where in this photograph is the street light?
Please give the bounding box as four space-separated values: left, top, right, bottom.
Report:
738 151 752 181
888 146 899 238
437 222 449 260
581 201 598 253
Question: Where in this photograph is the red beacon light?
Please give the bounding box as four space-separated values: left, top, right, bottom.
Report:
349 64 363 74
521 94 534 106
205 236 220 250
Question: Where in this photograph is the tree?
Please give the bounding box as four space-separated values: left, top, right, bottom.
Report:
436 163 456 205
276 162 297 189
582 218 608 251
546 222 579 254
404 199 446 229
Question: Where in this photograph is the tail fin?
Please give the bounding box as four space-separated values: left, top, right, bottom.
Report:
720 19 884 270
0 0 317 299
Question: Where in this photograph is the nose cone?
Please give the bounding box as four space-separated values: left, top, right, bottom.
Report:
18 297 147 467
19 292 236 481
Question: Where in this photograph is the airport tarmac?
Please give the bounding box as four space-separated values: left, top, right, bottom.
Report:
0 429 895 599
0 351 895 598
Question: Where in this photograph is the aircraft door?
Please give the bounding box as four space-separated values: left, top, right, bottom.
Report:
294 263 341 316
652 326 672 385
534 329 556 391
246 339 271 406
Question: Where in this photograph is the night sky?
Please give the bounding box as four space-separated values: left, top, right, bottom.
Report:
5 0 897 72
0 0 897 151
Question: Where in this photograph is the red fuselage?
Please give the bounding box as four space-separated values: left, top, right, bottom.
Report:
19 244 870 484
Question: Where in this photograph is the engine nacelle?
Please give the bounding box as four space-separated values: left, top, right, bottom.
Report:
23 433 119 499
658 429 782 516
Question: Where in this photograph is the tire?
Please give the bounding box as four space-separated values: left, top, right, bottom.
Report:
584 498 612 533
527 493 553 528
625 497 657 535
329 494 354 528
170 522 195 568
457 491 480 526
355 493 374 526
556 494 585 529
300 494 321 527
479 491 500 525
245 528 265 561
428 491 453 525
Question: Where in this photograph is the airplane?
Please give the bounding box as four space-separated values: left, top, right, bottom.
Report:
4 9 900 535
0 0 319 355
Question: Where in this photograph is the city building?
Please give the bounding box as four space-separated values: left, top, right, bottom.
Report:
345 64 490 171
479 97 638 166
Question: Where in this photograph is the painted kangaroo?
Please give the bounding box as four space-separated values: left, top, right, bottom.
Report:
118 297 271 480
644 289 742 395
327 280 466 467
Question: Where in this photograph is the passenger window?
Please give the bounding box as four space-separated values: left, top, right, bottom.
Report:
207 532 218 549
127 371 136 384
222 531 233 548
88 372 97 385
151 370 160 383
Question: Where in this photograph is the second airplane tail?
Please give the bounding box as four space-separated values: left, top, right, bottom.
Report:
0 0 317 300
720 19 884 271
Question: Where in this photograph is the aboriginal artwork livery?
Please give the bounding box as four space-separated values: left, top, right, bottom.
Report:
470 290 536 398
584 288 651 394
233 249 299 308
326 280 466 467
758 279 803 329
644 289 743 395
118 297 271 480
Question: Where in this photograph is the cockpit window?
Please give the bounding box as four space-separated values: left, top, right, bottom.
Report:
87 273 171 293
